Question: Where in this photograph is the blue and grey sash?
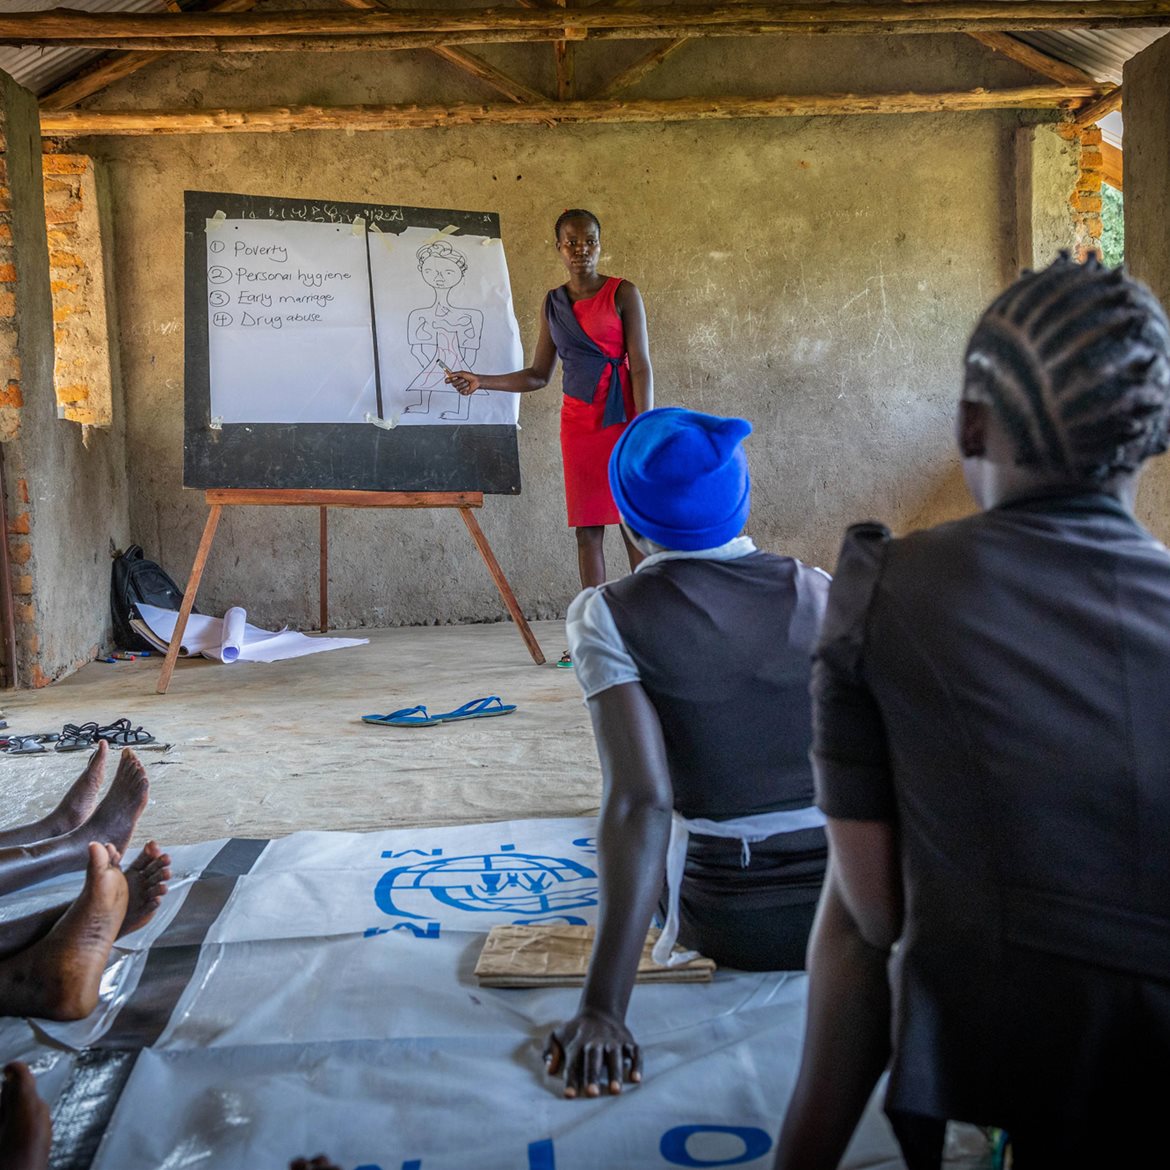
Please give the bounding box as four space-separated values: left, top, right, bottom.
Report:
544 285 628 428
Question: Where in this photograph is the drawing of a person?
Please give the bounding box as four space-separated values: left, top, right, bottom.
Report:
402 241 485 420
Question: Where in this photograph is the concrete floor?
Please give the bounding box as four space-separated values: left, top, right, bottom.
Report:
0 619 598 846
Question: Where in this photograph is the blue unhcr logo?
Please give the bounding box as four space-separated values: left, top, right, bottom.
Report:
374 844 599 923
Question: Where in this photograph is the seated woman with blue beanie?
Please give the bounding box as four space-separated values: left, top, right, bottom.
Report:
544 406 830 1099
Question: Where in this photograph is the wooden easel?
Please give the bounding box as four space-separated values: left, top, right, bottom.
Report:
156 488 545 694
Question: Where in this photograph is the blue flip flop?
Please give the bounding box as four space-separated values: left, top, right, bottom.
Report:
362 705 438 728
432 696 517 723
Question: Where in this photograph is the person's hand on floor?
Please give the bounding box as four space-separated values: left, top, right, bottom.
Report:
0 1062 51 1170
544 1008 642 1098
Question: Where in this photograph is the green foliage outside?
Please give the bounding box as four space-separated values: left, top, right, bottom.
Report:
1099 184 1125 268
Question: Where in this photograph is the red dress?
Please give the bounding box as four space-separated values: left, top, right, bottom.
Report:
559 276 637 528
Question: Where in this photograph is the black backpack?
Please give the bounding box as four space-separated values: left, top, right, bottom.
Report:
110 545 193 651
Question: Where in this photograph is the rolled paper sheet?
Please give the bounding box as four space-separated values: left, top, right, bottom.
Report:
220 606 247 663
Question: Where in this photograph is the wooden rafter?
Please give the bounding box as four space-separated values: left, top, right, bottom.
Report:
430 45 547 102
5 4 1170 53
1074 84 1122 126
596 37 689 99
35 85 1100 136
337 0 546 104
1101 140 1122 191
966 31 1103 88
39 0 262 111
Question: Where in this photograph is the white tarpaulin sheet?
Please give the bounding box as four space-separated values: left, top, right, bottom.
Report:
0 819 906 1170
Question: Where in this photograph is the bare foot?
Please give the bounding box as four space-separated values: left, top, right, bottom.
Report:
0 1062 50 1170
0 843 128 1021
81 749 149 857
290 1159 343 1170
120 841 171 938
43 741 108 837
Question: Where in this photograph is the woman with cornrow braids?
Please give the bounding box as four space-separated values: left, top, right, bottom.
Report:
775 253 1170 1170
445 209 653 667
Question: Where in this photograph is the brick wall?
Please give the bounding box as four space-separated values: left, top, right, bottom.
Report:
43 152 113 428
1057 122 1105 259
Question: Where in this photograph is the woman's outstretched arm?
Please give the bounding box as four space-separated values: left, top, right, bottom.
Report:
446 312 558 395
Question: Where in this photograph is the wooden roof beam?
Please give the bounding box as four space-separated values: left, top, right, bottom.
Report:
337 0 547 103
1101 140 1122 191
595 38 690 99
5 3 1170 51
966 31 1104 89
36 85 1101 136
38 0 262 111
1074 84 1123 126
554 1 577 101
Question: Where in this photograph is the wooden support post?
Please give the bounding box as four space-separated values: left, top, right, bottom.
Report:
555 0 576 101
156 503 222 694
459 506 546 666
0 452 19 689
319 506 329 633
1011 124 1034 281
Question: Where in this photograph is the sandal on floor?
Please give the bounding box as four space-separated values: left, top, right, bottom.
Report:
96 718 156 746
362 705 439 728
55 722 100 751
432 696 516 723
3 735 50 755
555 650 573 669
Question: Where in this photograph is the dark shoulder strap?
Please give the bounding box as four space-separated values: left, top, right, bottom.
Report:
815 522 891 682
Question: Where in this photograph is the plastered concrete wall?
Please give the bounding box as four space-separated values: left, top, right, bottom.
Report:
1030 123 1083 267
1124 35 1170 544
0 72 129 685
78 33 1081 632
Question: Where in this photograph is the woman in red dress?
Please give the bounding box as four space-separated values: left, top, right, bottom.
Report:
446 210 654 609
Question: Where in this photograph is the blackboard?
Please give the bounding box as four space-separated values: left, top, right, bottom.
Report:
183 190 524 493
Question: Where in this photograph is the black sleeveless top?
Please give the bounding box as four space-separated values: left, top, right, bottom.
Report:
602 551 828 821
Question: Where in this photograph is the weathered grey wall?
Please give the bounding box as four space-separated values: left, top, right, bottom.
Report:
1124 35 1170 541
0 72 129 685
1030 124 1082 268
78 33 1080 633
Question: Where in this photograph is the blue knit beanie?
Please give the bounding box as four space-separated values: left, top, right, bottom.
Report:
609 407 753 551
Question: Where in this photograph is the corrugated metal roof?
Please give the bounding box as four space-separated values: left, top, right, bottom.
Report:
1014 27 1168 143
0 0 172 99
1016 28 1168 86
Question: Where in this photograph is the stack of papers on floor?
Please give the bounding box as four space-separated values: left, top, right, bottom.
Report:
474 924 716 988
133 602 368 664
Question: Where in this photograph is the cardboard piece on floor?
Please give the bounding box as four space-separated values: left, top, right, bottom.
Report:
475 923 715 987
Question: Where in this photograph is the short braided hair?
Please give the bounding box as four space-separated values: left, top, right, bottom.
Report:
965 253 1170 483
554 208 601 242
